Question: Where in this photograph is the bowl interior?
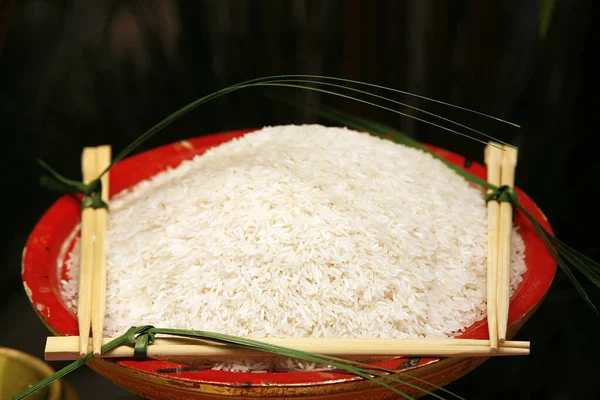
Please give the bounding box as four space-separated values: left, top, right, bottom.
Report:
0 346 64 400
22 129 556 386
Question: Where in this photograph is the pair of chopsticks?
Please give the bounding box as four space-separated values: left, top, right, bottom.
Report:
46 336 530 360
484 142 518 350
78 146 112 357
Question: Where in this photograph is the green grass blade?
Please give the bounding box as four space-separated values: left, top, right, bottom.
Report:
250 82 493 146
547 238 600 287
517 205 599 314
13 356 91 400
254 74 520 129
100 76 516 179
13 330 139 400
151 328 459 399
264 78 512 146
553 238 600 272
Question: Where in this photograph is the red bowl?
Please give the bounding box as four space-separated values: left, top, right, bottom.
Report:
22 129 556 400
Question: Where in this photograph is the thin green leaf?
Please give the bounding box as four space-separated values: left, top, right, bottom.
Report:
39 175 80 193
517 205 599 315
529 220 600 287
13 327 154 400
265 78 512 146
256 75 520 129
37 159 88 193
553 243 600 288
151 328 460 400
13 355 91 400
99 76 515 179
554 238 600 272
251 82 494 147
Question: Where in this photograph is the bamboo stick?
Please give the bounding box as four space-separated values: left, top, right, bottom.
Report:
497 145 518 341
78 148 98 357
484 142 503 350
45 336 530 361
91 146 111 356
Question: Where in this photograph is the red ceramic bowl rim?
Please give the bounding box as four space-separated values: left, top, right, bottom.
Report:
22 129 556 387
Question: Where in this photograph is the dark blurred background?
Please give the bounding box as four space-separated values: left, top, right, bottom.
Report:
1 1 599 399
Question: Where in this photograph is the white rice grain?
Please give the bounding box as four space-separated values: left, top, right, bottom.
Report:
59 125 527 371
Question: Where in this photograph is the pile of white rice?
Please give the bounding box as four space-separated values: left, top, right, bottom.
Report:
59 124 526 371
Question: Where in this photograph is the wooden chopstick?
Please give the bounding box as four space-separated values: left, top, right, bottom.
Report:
45 336 530 361
484 142 503 350
91 146 111 356
78 148 98 357
78 145 111 357
497 145 518 341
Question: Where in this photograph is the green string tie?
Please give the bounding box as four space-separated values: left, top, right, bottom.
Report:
80 179 107 210
37 159 108 210
485 185 518 205
122 325 156 360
